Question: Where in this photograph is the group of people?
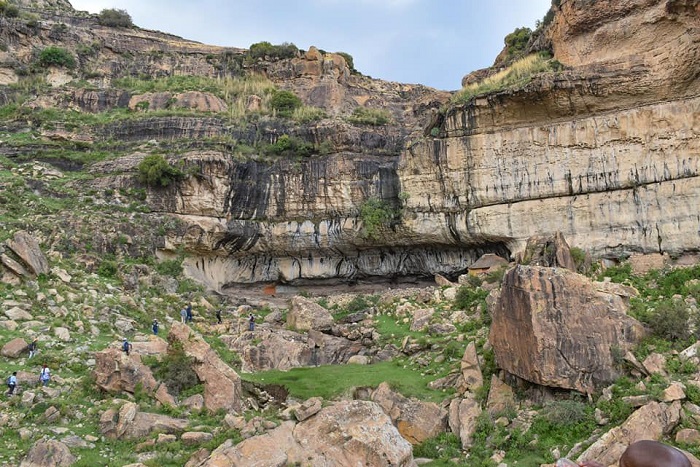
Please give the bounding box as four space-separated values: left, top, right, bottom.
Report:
179 303 193 324
6 364 51 396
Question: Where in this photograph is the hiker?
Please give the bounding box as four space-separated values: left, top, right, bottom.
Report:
186 303 193 323
152 319 159 335
248 313 255 331
122 338 132 356
216 309 222 324
180 307 187 323
6 372 17 395
27 338 38 359
39 364 51 387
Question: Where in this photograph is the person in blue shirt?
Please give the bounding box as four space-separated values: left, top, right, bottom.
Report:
6 372 17 395
152 319 159 335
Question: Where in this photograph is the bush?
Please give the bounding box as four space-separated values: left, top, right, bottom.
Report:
155 258 183 278
336 51 357 73
37 46 76 69
269 90 302 116
153 342 199 396
646 299 693 341
0 1 19 17
248 41 298 60
359 198 395 239
347 107 391 126
454 285 488 311
97 8 133 28
504 27 532 60
137 155 184 187
97 259 118 278
264 134 313 157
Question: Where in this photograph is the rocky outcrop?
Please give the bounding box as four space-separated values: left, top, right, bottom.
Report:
19 439 75 467
2 231 49 279
489 266 645 393
286 296 334 331
168 323 242 413
199 400 416 466
100 402 188 440
371 382 448 445
93 347 165 397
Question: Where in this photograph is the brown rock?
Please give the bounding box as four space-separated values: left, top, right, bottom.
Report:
578 401 683 465
182 394 205 411
1 337 28 358
457 341 483 393
181 431 213 445
92 347 162 396
521 232 577 271
100 402 188 440
642 352 668 375
287 296 334 331
6 231 49 277
662 382 686 402
173 91 227 113
410 308 434 332
19 439 75 467
168 323 242 413
294 396 323 421
486 375 516 416
371 382 448 444
448 394 482 448
489 265 645 393
677 428 700 445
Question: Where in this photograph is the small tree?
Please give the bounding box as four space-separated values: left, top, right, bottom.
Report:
269 90 302 116
37 46 76 69
97 8 133 27
0 0 19 17
137 155 183 187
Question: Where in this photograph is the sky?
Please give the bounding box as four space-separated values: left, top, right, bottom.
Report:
68 0 552 91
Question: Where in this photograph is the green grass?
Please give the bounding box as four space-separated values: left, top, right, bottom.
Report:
242 360 448 402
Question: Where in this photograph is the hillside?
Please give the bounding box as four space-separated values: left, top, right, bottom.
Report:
1 0 700 466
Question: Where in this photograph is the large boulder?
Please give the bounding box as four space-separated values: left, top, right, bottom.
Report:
228 328 363 372
520 232 577 271
168 323 242 413
93 347 164 396
449 394 482 449
2 337 28 358
19 439 75 467
489 265 645 393
286 296 334 332
577 401 687 466
199 400 415 466
455 341 483 394
371 382 448 444
5 231 49 277
100 402 189 440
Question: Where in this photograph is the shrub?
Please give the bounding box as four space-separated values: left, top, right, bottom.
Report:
0 1 19 17
37 46 76 69
504 27 532 61
336 51 357 73
264 134 313 157
97 259 118 278
137 155 184 187
347 107 391 126
454 285 489 311
248 41 298 60
97 8 133 28
269 90 302 116
646 299 693 341
359 198 395 239
155 258 183 278
153 342 199 396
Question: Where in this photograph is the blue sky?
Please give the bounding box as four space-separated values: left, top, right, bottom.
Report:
69 0 552 90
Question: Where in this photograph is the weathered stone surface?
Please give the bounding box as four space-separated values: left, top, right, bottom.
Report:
1 337 28 358
5 306 33 321
371 382 448 444
577 401 683 465
486 375 516 416
662 382 686 402
5 231 49 277
19 439 75 467
181 431 213 445
677 428 700 445
410 308 434 332
200 401 415 466
286 296 334 332
229 327 362 372
293 396 322 421
489 265 645 393
448 394 482 448
168 323 242 413
520 232 576 271
456 341 483 394
100 402 188 440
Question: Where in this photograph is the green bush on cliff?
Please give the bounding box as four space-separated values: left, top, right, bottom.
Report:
503 27 532 61
248 41 298 60
137 154 183 187
359 197 396 239
269 90 302 116
97 8 133 28
347 107 391 126
0 0 19 17
37 46 76 69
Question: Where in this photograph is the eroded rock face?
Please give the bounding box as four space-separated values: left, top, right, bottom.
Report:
19 439 75 467
4 231 49 278
371 382 448 445
200 401 416 466
287 296 334 332
100 402 188 440
489 265 645 393
93 347 163 396
168 323 242 413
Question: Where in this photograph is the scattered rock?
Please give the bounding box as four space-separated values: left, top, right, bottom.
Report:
19 439 75 467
